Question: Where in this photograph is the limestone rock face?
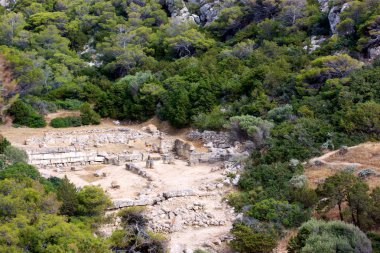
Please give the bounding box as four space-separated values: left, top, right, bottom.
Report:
328 2 350 34
0 0 10 7
318 0 329 12
369 46 380 60
199 2 220 24
165 0 198 23
162 0 223 25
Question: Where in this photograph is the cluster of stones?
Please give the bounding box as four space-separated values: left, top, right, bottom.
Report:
147 200 229 234
111 188 199 209
187 130 232 149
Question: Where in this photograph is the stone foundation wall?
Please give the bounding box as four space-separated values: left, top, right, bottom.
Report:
25 128 146 147
26 147 105 167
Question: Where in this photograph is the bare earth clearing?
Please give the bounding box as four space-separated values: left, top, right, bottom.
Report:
0 116 240 253
306 142 380 189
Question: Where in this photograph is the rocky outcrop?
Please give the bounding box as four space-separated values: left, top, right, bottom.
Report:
199 2 221 25
369 46 380 60
0 0 10 7
164 0 199 23
161 0 223 25
326 2 351 34
303 36 327 53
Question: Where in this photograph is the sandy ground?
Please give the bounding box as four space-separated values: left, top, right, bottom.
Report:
306 142 380 189
39 165 148 200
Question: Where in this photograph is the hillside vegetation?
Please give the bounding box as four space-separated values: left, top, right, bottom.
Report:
0 0 380 252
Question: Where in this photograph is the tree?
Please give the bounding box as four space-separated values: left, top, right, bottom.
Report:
298 54 363 93
160 76 192 128
316 172 371 228
165 21 215 58
56 176 78 216
0 12 26 45
76 186 111 217
288 219 372 253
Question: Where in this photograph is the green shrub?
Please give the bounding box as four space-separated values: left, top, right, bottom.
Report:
9 100 46 128
3 146 28 164
248 198 307 228
367 232 380 253
230 223 277 253
288 219 372 253
50 116 82 128
193 106 227 130
54 99 83 110
0 162 40 180
0 136 10 154
80 103 101 125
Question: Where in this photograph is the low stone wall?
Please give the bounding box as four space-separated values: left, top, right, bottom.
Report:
125 163 153 181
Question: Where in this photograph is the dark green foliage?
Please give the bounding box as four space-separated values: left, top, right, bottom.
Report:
50 116 82 128
367 232 380 253
54 99 83 110
76 186 111 217
56 176 79 216
239 162 302 198
1 0 380 250
248 198 307 228
80 103 101 125
230 223 277 253
0 136 10 154
9 100 46 128
0 162 39 180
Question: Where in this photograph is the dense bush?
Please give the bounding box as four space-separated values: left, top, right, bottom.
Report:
0 136 10 154
54 99 83 110
287 219 372 253
2 146 28 164
8 100 46 128
230 223 277 253
248 198 307 228
0 162 39 180
50 116 82 128
80 103 101 125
